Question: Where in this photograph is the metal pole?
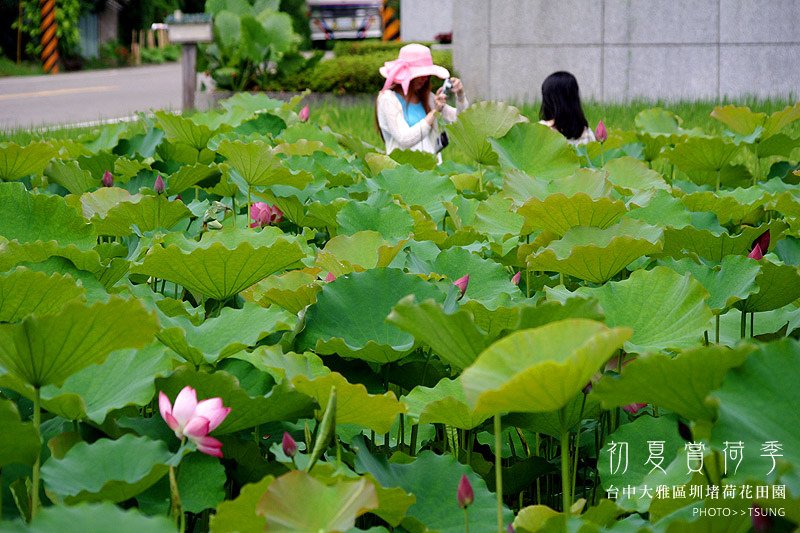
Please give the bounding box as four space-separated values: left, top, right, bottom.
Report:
181 43 196 111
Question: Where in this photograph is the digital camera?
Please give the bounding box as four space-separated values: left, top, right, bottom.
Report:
442 78 453 96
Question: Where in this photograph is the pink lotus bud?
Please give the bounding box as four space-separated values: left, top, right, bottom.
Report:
595 120 607 142
748 243 763 260
102 170 113 187
299 104 310 122
751 230 770 255
457 474 474 508
751 504 772 533
325 272 336 282
622 403 647 415
154 174 165 194
282 432 298 458
453 274 469 299
159 386 231 457
511 271 521 285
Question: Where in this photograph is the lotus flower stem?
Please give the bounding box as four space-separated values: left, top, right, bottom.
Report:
560 423 571 526
399 413 405 451
231 196 236 228
247 186 252 230
464 508 470 533
740 309 747 339
30 386 41 520
571 394 587 499
750 312 754 337
494 413 503 533
715 169 721 192
715 315 721 344
409 424 418 455
169 465 185 532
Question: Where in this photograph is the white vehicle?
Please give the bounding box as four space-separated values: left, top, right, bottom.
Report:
307 0 384 42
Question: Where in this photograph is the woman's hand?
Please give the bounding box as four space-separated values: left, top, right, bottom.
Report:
450 77 464 97
433 88 447 112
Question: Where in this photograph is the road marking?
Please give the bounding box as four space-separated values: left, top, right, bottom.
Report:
0 85 118 101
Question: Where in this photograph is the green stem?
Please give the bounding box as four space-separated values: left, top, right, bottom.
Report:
571 394 587 499
409 424 418 456
169 465 184 533
740 308 747 339
715 314 721 344
30 386 41 521
464 507 470 533
231 195 236 228
750 311 754 338
715 168 721 192
247 186 252 229
494 414 503 533
560 422 571 524
599 144 605 168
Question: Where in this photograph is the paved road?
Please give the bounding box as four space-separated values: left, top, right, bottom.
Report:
0 63 183 130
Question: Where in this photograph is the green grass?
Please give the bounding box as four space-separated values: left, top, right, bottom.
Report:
0 56 43 77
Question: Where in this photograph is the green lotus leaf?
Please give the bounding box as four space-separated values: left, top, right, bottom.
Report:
625 189 693 228
591 344 752 420
0 239 103 278
0 141 58 181
603 156 669 193
739 260 800 313
667 137 741 173
490 122 580 180
210 475 274 533
762 102 800 137
155 111 215 151
42 434 171 504
45 160 97 194
217 140 312 189
586 266 712 353
460 319 630 417
638 132 671 162
527 218 663 284
634 108 701 137
367 166 457 222
76 151 118 181
78 186 137 219
772 190 800 218
240 347 330 384
242 269 321 314
157 303 296 365
598 415 691 513
314 231 406 276
0 398 39 466
274 139 336 157
678 187 770 225
256 471 378 532
446 101 528 165
401 378 488 430
471 194 525 239
10 502 174 533
277 123 341 152
518 192 627 237
710 105 766 135
39 343 173 423
429 247 519 309
506 392 600 439
0 182 96 250
548 168 614 199
292 371 405 434
176 452 227 514
501 168 549 205
298 268 445 363
132 230 304 300
0 297 158 389
165 163 222 195
354 440 513 533
661 256 761 313
710 339 800 488
0 267 85 322
661 220 787 262
336 193 414 241
387 296 488 370
388 148 437 170
234 112 287 138
92 194 192 237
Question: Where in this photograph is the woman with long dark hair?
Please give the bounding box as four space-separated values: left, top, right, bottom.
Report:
539 71 595 145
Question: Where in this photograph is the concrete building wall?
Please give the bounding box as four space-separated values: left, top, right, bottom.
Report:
400 0 454 42
453 0 800 102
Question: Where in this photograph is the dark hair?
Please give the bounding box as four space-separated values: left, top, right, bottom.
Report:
375 77 432 141
539 71 589 140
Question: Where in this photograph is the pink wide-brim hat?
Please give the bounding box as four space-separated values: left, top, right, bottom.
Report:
379 43 450 95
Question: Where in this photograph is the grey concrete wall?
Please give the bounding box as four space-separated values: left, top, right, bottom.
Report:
400 0 454 42
453 0 800 102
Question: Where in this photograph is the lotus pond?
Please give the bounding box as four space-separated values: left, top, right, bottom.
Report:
1 94 799 533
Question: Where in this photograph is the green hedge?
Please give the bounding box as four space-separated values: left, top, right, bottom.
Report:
332 39 434 57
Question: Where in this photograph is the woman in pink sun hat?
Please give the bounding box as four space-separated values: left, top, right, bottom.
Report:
376 43 469 158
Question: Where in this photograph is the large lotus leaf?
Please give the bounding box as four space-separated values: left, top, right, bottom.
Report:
634 108 703 138
0 297 158 389
678 187 771 225
165 163 221 195
297 268 446 363
354 440 513 533
157 303 295 365
625 189 693 228
7 502 174 533
710 105 766 135
501 168 550 205
0 398 39 466
446 101 527 165
603 156 669 193
132 230 304 300
591 344 751 420
314 231 406 277
336 193 415 241
518 193 627 237
92 194 192 237
155 366 314 434
460 319 630 417
210 475 274 533
762 102 800 137
661 256 760 313
239 347 330 384
155 111 215 151
490 122 580 180
598 415 691 513
273 139 335 158
368 166 457 222
388 148 437 171
470 194 525 239
42 434 172 504
292 372 405 434
112 156 151 183
667 137 741 173
78 187 137 219
757 132 800 159
584 267 712 353
387 296 488 370
242 269 321 314
661 220 787 262
506 392 600 440
547 168 613 199
76 152 118 181
527 218 663 284
0 142 58 181
429 247 519 309
401 378 488 430
0 268 85 322
256 471 378 532
0 239 104 279
0 182 96 250
176 452 227 514
738 260 800 313
217 140 312 189
710 339 800 489
45 160 97 194
39 343 173 423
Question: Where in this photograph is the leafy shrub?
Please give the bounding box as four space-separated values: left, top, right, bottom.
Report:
332 39 433 57
140 44 180 64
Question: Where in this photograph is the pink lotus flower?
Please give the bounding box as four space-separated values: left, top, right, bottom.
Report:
299 104 310 122
457 474 474 508
751 504 772 532
595 120 607 142
102 170 113 187
282 432 298 458
751 230 769 256
324 272 336 282
748 244 763 260
159 386 231 458
154 174 166 194
453 274 469 299
250 202 283 228
622 403 647 415
511 271 521 285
